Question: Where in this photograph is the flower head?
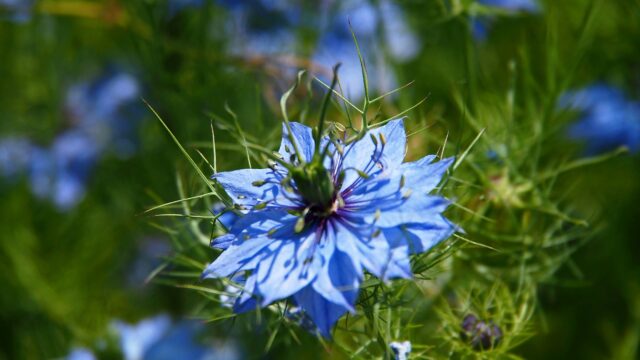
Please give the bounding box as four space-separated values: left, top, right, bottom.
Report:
203 119 457 336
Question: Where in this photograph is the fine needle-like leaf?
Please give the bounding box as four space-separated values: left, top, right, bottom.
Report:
144 100 218 196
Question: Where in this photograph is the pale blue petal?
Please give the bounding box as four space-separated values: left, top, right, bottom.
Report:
339 119 406 191
211 234 235 250
333 219 392 278
349 194 451 228
255 227 332 305
401 218 457 254
346 156 453 204
202 236 274 279
400 156 454 193
233 272 260 314
278 122 315 164
293 286 351 338
382 247 412 280
213 168 296 209
311 238 360 311
226 209 297 239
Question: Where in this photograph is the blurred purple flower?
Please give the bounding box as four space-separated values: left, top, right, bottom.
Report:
460 314 503 350
562 84 640 154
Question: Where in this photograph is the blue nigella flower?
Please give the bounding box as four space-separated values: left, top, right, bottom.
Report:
472 0 539 40
203 119 457 336
562 84 640 154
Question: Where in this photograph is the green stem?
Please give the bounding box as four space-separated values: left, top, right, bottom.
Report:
315 64 341 160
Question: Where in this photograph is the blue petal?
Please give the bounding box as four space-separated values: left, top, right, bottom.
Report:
293 286 351 338
206 210 298 275
331 219 392 279
255 226 334 305
338 119 406 191
211 234 234 250
226 209 296 239
400 156 454 193
202 236 274 279
212 168 296 209
278 122 315 164
347 155 453 203
311 243 360 311
382 244 412 280
353 194 451 228
386 217 457 254
233 272 260 314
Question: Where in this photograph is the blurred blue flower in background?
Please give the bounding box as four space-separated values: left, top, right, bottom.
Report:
66 315 240 360
0 0 34 22
0 137 33 181
389 340 412 360
65 69 142 157
167 0 207 16
480 0 538 11
472 0 539 40
313 0 420 99
0 69 141 210
562 84 640 154
112 315 240 360
66 347 96 360
203 120 456 336
127 237 172 289
183 0 420 99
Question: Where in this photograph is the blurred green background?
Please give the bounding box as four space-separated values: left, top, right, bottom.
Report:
1 0 639 359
